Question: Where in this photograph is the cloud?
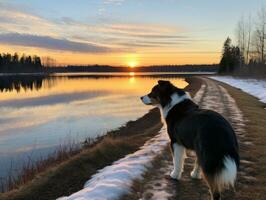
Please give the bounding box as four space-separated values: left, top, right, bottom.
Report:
0 33 111 53
59 18 189 43
0 2 58 36
0 2 198 53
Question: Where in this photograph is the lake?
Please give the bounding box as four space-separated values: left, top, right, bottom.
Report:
0 72 188 179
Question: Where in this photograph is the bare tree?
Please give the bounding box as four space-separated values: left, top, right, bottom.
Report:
246 15 252 64
236 16 246 66
236 15 253 64
42 56 57 67
254 6 266 63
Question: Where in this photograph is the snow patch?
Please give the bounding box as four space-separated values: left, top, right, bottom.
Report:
210 76 266 104
57 129 169 200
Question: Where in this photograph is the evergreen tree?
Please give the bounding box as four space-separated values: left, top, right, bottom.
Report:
0 53 44 73
219 37 243 73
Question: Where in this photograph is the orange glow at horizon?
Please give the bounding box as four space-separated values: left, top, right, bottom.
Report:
0 45 220 66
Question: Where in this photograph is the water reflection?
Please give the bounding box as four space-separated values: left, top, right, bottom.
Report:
0 75 48 92
0 73 188 178
0 72 189 93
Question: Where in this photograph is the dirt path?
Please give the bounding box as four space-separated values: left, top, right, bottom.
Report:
122 77 256 200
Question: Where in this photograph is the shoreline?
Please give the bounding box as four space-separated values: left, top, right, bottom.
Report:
1 76 202 200
1 110 162 200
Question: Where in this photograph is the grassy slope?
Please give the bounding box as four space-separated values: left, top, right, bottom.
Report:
0 77 200 200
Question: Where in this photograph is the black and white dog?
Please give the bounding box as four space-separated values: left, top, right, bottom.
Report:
140 80 239 200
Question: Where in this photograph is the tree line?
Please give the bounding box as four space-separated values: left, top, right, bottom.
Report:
0 53 43 73
45 64 218 73
219 6 266 76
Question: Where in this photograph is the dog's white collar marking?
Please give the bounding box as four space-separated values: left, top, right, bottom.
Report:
160 92 190 119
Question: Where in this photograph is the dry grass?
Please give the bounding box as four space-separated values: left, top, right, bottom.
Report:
0 140 87 193
220 81 266 200
0 109 162 200
231 64 266 79
0 135 116 193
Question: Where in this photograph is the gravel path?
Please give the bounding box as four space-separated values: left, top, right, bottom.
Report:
123 77 256 200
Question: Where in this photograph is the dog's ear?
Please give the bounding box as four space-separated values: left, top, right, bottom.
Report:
158 80 171 86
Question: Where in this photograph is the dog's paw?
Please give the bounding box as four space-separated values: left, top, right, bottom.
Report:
170 170 181 180
190 170 201 179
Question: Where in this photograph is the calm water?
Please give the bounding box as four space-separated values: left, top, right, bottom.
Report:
0 73 188 178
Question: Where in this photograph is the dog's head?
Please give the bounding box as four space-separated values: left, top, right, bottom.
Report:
140 80 186 107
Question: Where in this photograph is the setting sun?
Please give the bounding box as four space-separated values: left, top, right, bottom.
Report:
128 60 138 68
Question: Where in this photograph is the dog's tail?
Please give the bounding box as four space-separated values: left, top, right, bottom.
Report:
205 156 238 197
215 156 238 191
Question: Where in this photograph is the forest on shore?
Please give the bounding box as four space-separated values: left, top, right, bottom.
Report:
219 6 266 77
0 53 43 73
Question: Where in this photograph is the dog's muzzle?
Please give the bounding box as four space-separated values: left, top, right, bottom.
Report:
140 95 152 105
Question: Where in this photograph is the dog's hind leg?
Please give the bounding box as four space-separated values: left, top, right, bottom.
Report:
204 174 221 200
170 143 186 180
190 158 202 179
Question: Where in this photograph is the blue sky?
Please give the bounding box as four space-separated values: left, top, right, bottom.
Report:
0 0 265 65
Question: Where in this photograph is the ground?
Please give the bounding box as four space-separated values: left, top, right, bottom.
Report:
122 77 266 200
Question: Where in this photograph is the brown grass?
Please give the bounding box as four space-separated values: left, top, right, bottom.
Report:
0 109 162 200
231 64 266 79
219 81 266 200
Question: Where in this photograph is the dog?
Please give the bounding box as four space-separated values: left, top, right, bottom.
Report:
140 80 239 200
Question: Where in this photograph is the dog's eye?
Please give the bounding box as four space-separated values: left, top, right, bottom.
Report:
148 92 155 98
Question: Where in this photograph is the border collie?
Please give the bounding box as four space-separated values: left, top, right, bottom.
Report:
140 80 239 200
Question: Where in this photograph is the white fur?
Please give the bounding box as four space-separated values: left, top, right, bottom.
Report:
160 92 190 119
141 95 152 105
191 159 202 179
170 143 186 180
215 156 237 191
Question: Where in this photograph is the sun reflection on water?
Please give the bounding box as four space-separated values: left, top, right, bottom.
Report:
129 72 135 76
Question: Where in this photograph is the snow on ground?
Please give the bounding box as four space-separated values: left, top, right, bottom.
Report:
210 76 266 104
57 128 169 200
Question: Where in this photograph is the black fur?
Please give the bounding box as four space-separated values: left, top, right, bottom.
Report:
166 98 239 177
141 80 240 198
148 80 185 107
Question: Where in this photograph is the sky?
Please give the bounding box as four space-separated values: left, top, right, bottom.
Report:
0 0 265 66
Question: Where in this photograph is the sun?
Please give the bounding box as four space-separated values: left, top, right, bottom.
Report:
128 60 138 68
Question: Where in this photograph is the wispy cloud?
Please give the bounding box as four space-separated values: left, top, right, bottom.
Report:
0 2 58 36
0 33 111 53
58 17 190 49
0 1 208 56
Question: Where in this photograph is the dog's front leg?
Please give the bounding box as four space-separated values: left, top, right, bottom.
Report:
170 143 185 180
